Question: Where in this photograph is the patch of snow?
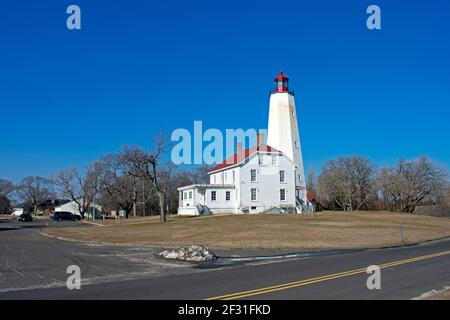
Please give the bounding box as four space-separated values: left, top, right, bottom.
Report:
158 245 216 262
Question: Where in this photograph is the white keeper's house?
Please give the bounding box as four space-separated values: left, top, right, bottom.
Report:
178 72 312 215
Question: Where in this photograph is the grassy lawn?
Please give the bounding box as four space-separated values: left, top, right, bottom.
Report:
41 212 450 249
44 211 450 250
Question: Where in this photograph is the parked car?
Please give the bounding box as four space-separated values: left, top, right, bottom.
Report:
18 213 33 222
51 211 81 222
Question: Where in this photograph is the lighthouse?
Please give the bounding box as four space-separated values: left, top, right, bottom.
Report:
267 71 307 203
177 71 311 216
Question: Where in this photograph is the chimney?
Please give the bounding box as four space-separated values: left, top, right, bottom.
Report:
236 142 243 153
257 132 264 146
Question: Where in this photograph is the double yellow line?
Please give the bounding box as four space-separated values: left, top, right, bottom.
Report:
206 249 450 300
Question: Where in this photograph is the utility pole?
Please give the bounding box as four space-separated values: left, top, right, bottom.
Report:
92 192 95 221
142 181 146 216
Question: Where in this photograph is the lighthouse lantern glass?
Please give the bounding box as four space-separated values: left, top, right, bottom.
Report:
277 79 283 91
276 78 288 92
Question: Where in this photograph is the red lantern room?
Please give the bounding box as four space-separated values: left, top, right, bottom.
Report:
274 71 289 93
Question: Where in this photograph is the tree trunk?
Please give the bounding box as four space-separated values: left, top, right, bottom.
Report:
157 191 166 222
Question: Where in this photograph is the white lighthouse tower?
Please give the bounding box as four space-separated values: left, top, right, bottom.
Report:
267 71 307 205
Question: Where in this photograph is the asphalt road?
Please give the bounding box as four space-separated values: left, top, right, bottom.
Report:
0 218 195 294
0 217 449 299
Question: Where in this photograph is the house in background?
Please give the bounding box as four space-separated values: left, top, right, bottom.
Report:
55 199 102 217
36 199 71 215
12 201 33 216
12 199 71 216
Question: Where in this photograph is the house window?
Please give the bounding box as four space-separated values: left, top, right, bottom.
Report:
184 191 187 200
272 154 277 166
225 191 231 201
258 155 263 165
280 170 286 183
251 188 257 201
189 191 192 199
250 169 257 182
280 189 286 201
211 191 217 201
298 174 302 182
181 192 183 200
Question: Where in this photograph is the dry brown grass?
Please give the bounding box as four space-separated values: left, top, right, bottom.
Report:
84 215 163 226
44 211 450 250
426 288 450 300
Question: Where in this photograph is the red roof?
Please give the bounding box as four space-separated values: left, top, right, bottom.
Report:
274 71 289 81
209 144 281 173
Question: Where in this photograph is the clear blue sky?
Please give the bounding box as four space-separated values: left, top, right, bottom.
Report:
1 0 449 181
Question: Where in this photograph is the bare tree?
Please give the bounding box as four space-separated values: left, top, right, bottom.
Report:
16 176 54 214
378 167 403 211
97 154 138 218
0 179 15 214
306 166 316 195
440 186 450 208
379 157 447 212
190 165 212 184
121 134 168 223
0 195 12 214
0 179 15 197
52 164 102 219
158 162 179 215
126 148 165 221
317 156 377 211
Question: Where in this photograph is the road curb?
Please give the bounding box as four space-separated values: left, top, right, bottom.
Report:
213 235 450 263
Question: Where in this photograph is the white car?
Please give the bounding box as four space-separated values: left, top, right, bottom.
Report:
11 209 24 216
